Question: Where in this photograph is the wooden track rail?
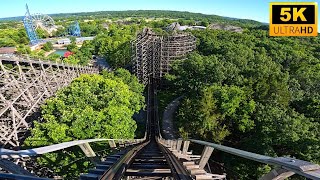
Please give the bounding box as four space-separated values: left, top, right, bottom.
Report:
0 82 319 179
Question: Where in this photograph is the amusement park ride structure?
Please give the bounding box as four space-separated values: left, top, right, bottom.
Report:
23 4 39 45
23 4 81 46
132 28 196 85
1 10 320 179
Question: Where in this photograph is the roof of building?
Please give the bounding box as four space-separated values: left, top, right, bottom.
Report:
0 47 16 54
63 51 73 58
166 22 206 31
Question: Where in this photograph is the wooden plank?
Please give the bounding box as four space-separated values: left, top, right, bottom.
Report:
198 146 214 169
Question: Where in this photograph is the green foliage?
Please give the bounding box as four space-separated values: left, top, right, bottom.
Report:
25 69 145 178
42 41 53 52
165 28 320 179
0 37 16 47
91 24 139 68
66 42 77 52
47 53 61 61
80 21 103 36
64 54 79 64
52 27 67 37
16 44 31 55
0 28 29 47
65 40 94 65
177 84 255 143
43 10 262 28
36 28 50 39
69 36 76 44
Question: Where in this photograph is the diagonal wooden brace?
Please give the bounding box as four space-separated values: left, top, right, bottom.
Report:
259 167 295 180
198 146 214 169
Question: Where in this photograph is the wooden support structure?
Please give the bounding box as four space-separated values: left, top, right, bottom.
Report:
0 58 99 147
182 140 190 155
78 142 96 158
198 146 214 169
176 139 182 152
78 142 99 164
132 28 196 85
108 140 116 148
259 168 295 180
172 140 177 150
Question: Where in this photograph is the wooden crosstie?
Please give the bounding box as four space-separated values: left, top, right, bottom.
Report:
0 58 99 147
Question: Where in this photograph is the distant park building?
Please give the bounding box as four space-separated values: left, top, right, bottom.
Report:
0 47 16 54
166 22 206 31
166 22 243 33
57 37 95 45
132 28 196 85
57 38 71 45
208 23 243 33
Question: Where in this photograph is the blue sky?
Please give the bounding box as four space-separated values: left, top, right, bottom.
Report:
0 0 318 29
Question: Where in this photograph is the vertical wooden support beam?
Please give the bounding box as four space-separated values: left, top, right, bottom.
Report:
169 140 174 148
176 139 182 152
119 139 124 147
198 146 214 169
182 141 190 155
108 140 116 148
259 168 295 180
172 140 177 150
125 140 130 147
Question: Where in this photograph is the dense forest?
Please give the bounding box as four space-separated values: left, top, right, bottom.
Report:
0 10 261 27
0 9 319 179
164 28 320 178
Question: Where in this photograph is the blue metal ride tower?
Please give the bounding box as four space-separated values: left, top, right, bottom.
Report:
68 21 81 37
23 4 39 45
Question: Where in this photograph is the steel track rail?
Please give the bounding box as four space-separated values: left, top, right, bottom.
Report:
158 140 193 180
99 141 150 180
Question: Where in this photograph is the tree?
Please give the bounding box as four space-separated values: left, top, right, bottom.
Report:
16 44 31 55
42 41 53 52
52 27 66 37
0 37 16 47
90 24 137 68
66 42 77 52
177 84 255 142
0 28 29 47
164 28 320 179
36 28 50 38
24 70 145 178
47 53 60 61
69 36 76 44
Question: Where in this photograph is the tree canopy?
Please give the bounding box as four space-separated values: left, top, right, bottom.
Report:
24 69 145 178
165 28 320 179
